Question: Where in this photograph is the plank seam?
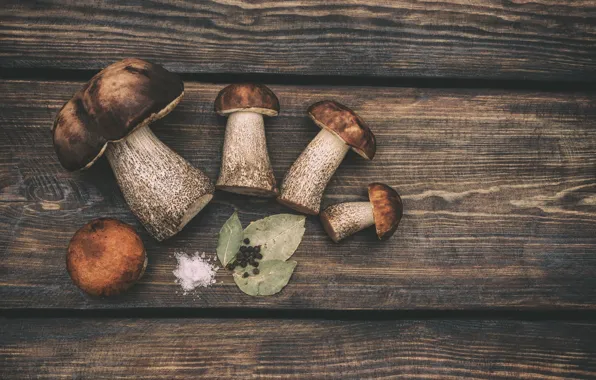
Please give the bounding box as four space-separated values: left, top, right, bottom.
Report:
2 308 596 321
1 69 595 92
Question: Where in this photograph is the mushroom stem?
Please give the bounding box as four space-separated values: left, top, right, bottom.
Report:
105 125 214 241
320 201 374 243
216 111 277 196
278 128 349 215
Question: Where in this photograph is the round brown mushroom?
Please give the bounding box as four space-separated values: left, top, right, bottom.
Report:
214 83 279 196
320 183 403 242
66 218 146 296
278 100 376 215
52 59 214 241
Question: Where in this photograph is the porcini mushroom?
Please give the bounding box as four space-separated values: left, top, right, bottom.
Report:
66 218 146 296
214 83 279 196
320 183 403 242
52 58 214 241
278 100 376 215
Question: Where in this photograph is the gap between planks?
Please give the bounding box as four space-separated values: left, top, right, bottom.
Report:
3 308 596 321
1 68 595 92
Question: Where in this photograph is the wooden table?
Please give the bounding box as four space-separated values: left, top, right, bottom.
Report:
1 1 595 378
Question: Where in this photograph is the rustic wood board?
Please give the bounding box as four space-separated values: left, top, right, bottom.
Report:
0 79 595 310
1 0 595 81
1 318 595 379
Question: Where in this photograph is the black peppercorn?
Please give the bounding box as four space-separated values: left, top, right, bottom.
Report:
242 272 249 278
226 263 235 271
243 238 250 244
249 259 257 267
255 252 263 259
253 268 260 275
253 261 259 267
240 261 247 268
239 246 246 253
255 246 261 253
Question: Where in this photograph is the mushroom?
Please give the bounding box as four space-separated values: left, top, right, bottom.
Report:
214 83 279 196
52 58 214 241
320 183 403 242
66 218 146 296
277 100 376 215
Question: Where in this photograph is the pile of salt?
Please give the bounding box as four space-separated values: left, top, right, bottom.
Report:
173 252 218 294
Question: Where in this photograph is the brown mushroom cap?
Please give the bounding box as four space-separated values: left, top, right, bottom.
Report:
66 218 146 296
214 83 280 116
307 100 376 160
52 58 184 171
368 183 403 240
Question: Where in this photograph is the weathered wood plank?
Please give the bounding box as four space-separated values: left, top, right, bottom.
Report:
1 0 595 81
1 318 595 379
0 79 595 309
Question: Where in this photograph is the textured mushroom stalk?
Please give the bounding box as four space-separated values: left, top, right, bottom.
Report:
320 202 375 242
106 125 215 241
216 111 277 196
278 128 349 215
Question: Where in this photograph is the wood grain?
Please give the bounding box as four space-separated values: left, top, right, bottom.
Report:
1 0 595 81
0 79 595 310
1 318 595 379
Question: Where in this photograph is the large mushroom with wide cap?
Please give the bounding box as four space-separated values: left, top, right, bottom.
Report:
67 218 146 296
52 58 215 241
214 83 279 196
320 183 403 242
277 100 376 215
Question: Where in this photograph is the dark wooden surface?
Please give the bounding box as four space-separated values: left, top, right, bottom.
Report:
1 0 595 81
1 318 595 379
2 1 596 378
1 80 595 310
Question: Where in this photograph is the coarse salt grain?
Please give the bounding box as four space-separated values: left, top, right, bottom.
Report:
173 252 218 294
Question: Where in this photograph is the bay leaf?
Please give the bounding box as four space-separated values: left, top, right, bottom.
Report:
216 211 242 267
243 214 305 261
233 260 297 296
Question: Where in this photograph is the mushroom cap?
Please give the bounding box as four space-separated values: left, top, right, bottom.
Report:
307 100 376 160
368 183 403 240
52 58 184 171
66 218 147 296
214 83 280 116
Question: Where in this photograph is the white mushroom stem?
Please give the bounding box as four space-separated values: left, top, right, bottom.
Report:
105 125 214 241
216 111 277 196
278 128 350 215
320 201 375 243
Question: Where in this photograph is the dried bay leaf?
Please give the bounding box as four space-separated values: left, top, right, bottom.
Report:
216 211 242 267
243 214 305 262
233 260 297 296
216 213 305 297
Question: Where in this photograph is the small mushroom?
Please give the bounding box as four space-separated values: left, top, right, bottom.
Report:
278 100 376 215
66 218 146 296
52 59 214 241
320 183 403 242
214 83 279 196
